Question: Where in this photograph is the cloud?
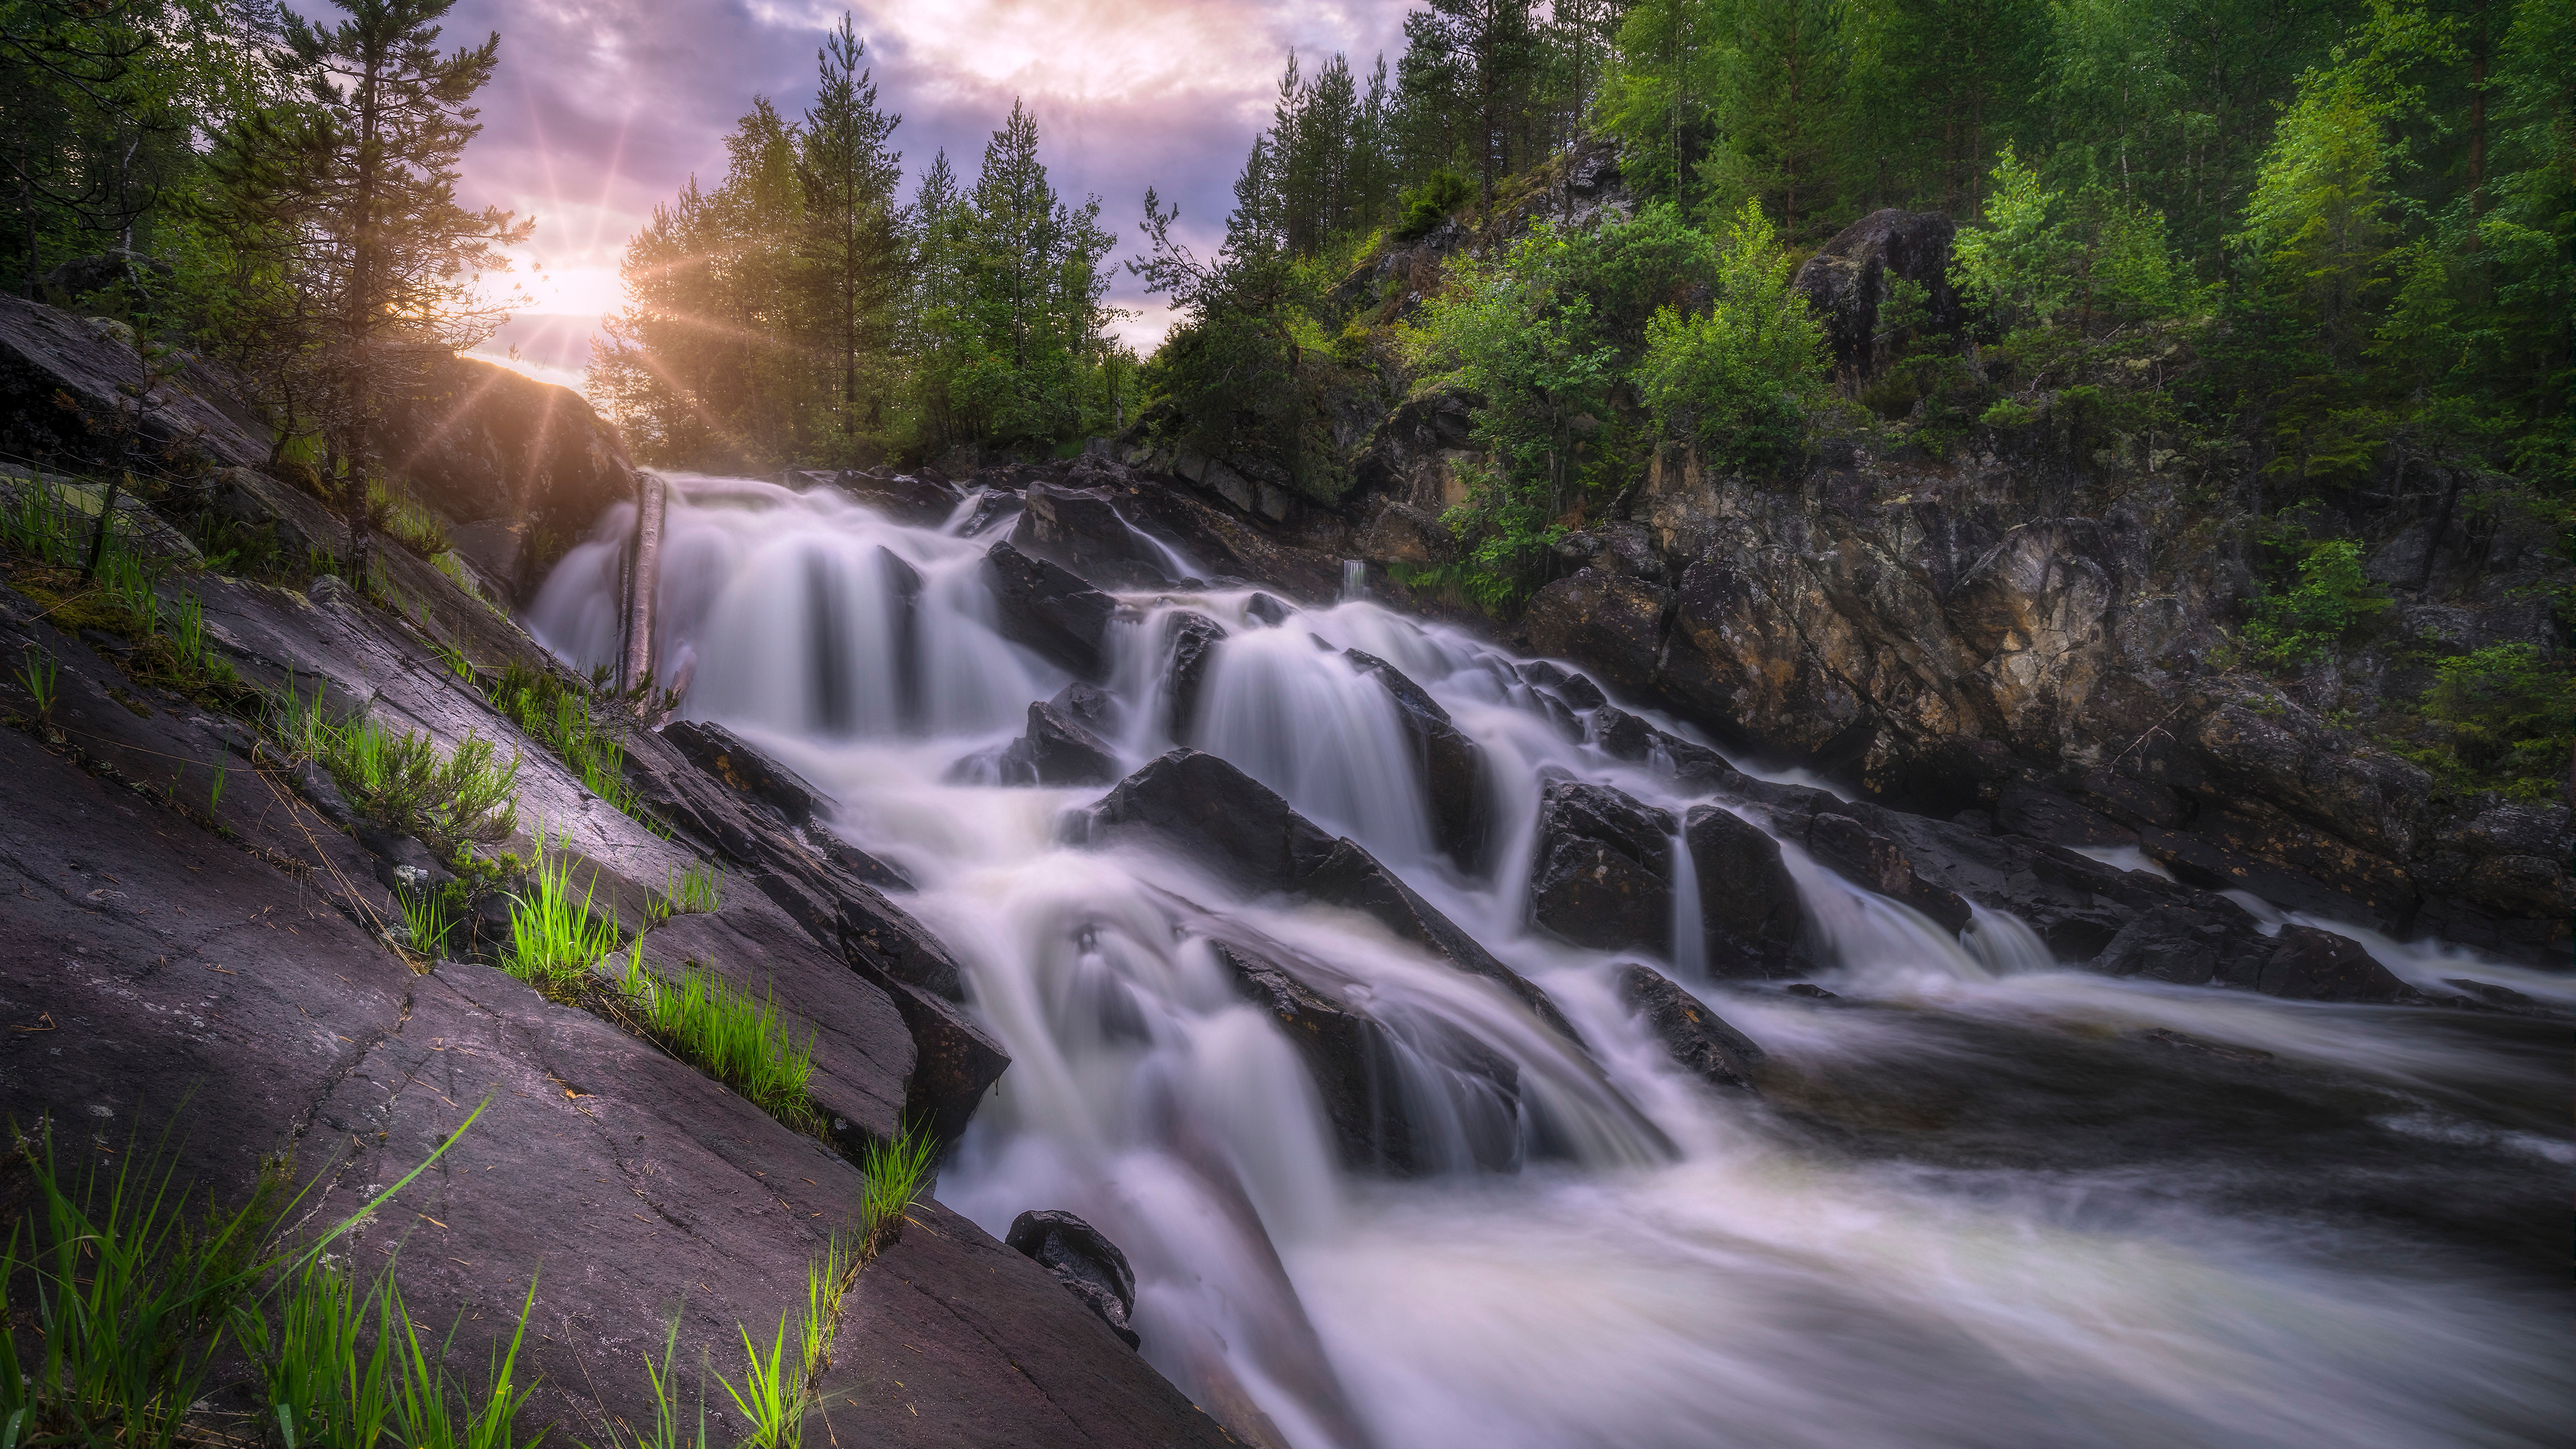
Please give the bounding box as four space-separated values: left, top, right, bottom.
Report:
441 0 1413 388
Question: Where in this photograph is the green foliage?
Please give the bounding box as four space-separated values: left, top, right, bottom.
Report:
616 951 818 1130
716 1311 803 1449
369 483 451 557
652 861 724 922
1633 200 1828 471
506 838 625 992
18 648 60 721
1395 168 1476 239
2243 535 2390 664
859 1126 937 1252
0 476 87 566
2419 643 2573 794
489 663 646 820
399 879 468 959
274 681 521 850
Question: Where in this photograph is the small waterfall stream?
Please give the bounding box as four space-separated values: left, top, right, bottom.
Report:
529 474 2567 1449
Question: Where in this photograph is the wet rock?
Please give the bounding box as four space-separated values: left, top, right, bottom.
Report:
2088 903 2269 987
830 468 961 526
2255 925 2412 1003
1994 783 2135 848
2137 1028 2274 1065
1519 658 1607 712
661 719 826 826
1007 1210 1142 1348
1081 751 1580 1040
1594 706 1746 796
1212 938 1518 1175
1014 698 1121 786
1346 647 1491 871
983 540 1117 679
2442 977 2536 1010
956 485 1022 537
1615 964 1764 1090
1528 781 1676 957
1783 983 1841 1000
1683 805 1806 978
1048 680 1123 734
1521 569 1671 699
1243 591 1293 627
1010 480 1172 587
1790 209 1962 378
1162 610 1228 740
1803 812 1975 934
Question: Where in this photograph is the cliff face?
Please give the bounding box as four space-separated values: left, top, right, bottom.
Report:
1117 148 2573 968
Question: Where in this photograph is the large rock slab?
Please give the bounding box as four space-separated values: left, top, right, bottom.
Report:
0 294 271 470
1527 780 1676 956
982 541 1116 680
1791 209 1962 378
1009 480 1175 587
1614 964 1764 1090
1682 805 1807 978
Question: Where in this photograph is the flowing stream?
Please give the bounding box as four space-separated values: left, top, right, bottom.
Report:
531 474 2567 1449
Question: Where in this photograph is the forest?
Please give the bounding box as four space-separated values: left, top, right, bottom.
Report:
4 0 2569 796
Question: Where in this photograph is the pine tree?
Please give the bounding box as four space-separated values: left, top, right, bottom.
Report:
797 11 901 453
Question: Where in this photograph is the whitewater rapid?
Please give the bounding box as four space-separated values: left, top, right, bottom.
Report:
530 474 2567 1449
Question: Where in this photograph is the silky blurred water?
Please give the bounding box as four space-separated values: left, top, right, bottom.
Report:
530 475 2569 1449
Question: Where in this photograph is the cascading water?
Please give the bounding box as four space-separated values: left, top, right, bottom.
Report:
530 475 2568 1449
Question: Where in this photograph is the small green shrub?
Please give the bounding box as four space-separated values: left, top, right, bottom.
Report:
860 1125 937 1251
369 482 452 557
651 861 724 923
490 663 647 820
274 682 522 850
2243 536 2389 664
0 476 85 565
1634 200 1829 474
2418 642 2574 796
1395 168 1475 241
618 951 816 1128
18 647 58 720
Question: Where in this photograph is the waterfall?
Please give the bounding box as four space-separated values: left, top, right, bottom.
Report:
527 474 2568 1449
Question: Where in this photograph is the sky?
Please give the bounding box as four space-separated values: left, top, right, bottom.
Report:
439 0 1416 394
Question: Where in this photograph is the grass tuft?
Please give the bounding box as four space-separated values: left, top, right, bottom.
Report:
274 679 521 851
859 1127 936 1252
651 861 722 922
507 837 625 991
616 951 816 1128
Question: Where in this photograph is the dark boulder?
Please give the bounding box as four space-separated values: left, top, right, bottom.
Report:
1615 965 1765 1090
1012 698 1122 786
830 468 961 526
2255 926 2413 1003
1791 209 1962 378
983 540 1117 679
661 718 827 826
0 294 271 472
1594 706 1748 796
1244 591 1293 627
1162 610 1228 740
1010 481 1173 587
1802 812 1975 934
1007 1210 1142 1348
1213 938 1518 1175
1527 781 1677 957
1682 805 1806 978
1346 647 1491 872
1521 570 1672 700
1519 659 1607 712
1994 782 2136 848
1080 751 1580 1040
1049 680 1124 733
2088 903 2270 987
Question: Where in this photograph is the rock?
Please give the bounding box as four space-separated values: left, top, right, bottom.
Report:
2138 1028 2274 1064
1213 936 1521 1176
1079 751 1580 1040
661 718 828 825
366 345 639 595
1048 680 1123 733
1594 706 1746 796
832 468 961 526
2255 925 2412 1003
1346 647 1491 871
1010 481 1173 587
1521 570 1668 698
1006 1210 1142 1348
1353 500 1454 566
1014 698 1122 786
1161 610 1228 740
1682 805 1806 978
1521 661 1607 712
1614 965 1764 1089
40 248 171 295
983 540 1117 680
0 294 271 472
1994 783 2135 847
1527 781 1676 957
2088 902 2270 987
1243 591 1293 627
1791 209 1962 378
1801 811 1975 934
2442 977 2536 1010
1783 982 1840 1000
956 485 1022 537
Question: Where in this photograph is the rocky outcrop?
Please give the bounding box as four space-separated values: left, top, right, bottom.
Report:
1682 805 1807 977
1791 209 1962 379
1010 480 1178 586
1013 697 1124 786
1008 1210 1143 1348
1076 749 1580 1040
1162 610 1228 739
1527 780 1676 956
982 540 1117 678
367 345 640 593
1615 965 1765 1089
1346 647 1492 871
0 294 271 470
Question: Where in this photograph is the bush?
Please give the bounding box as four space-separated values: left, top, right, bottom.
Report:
1395 168 1475 241
1634 200 1829 472
2242 535 2390 663
273 682 522 850
2422 643 2573 790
